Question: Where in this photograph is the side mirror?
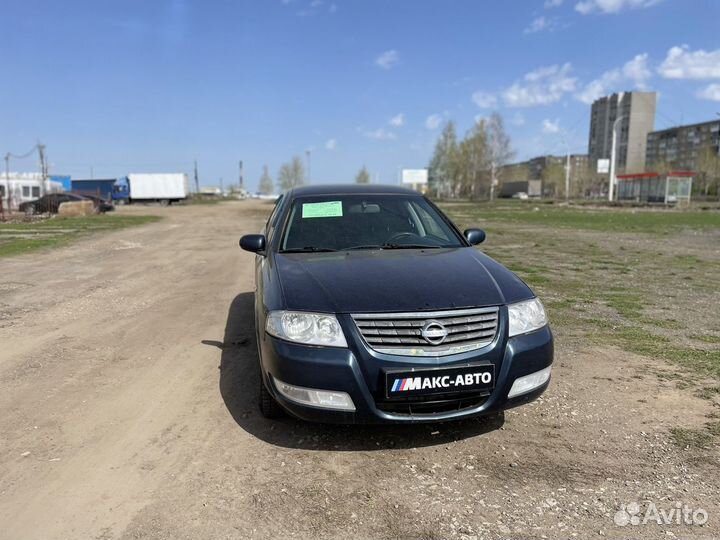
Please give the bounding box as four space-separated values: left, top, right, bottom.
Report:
464 228 486 245
239 234 266 253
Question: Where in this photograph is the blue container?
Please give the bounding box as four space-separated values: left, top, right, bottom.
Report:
71 178 117 201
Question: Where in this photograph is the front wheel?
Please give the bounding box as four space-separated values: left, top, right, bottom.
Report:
259 375 285 419
24 204 36 216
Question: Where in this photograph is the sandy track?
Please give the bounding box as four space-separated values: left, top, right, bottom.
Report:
0 201 717 540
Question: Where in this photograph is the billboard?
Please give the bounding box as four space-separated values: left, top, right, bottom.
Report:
401 169 428 184
597 159 610 174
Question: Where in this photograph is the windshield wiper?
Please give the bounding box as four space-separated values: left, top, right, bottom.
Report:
382 243 442 250
344 244 383 251
281 247 338 253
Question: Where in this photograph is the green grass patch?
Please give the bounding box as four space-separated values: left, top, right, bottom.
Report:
441 202 720 388
691 334 720 344
442 203 720 234
671 427 713 449
0 215 161 258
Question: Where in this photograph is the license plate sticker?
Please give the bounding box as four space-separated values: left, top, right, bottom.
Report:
386 364 494 398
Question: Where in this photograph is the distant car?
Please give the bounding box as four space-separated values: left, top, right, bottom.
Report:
75 193 114 213
512 192 529 200
19 193 91 215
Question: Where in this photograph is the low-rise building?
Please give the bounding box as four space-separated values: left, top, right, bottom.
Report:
1 173 63 211
645 119 720 171
500 154 590 197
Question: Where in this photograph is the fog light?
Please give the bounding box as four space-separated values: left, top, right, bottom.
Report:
274 378 356 411
507 366 551 398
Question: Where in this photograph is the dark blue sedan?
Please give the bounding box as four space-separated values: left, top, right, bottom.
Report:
239 184 553 424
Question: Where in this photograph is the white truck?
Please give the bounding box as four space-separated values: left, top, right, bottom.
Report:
114 174 189 205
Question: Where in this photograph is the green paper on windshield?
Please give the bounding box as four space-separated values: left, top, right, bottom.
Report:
302 201 343 218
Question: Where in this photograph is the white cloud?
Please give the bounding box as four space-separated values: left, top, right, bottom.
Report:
658 45 720 80
545 0 563 7
501 63 577 107
471 91 497 108
375 49 399 70
698 83 720 102
359 127 396 140
425 114 442 130
575 53 651 104
329 3 337 13
325 138 337 150
389 113 405 127
310 0 323 6
524 16 554 34
511 112 526 126
575 0 660 14
542 118 561 133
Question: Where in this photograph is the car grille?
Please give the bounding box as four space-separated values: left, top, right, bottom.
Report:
351 306 500 356
375 395 489 415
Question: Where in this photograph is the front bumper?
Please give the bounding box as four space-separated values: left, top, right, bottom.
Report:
257 318 554 424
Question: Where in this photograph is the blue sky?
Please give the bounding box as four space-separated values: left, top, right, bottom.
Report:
1 0 719 191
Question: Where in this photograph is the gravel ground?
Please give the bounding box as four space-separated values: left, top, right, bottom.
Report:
0 200 717 540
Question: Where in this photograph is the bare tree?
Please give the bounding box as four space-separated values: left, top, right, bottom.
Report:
428 121 458 198
355 166 370 184
278 156 306 191
258 165 274 194
486 112 514 200
696 146 720 196
541 159 565 198
459 119 490 199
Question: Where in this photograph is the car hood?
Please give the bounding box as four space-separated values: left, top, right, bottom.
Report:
274 247 534 313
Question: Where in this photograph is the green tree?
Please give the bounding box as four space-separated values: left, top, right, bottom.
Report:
278 156 305 191
258 165 274 194
355 166 370 184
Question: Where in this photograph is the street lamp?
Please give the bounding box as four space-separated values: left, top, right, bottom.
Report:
608 115 626 202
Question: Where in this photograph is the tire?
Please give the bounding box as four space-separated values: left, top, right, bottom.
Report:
160 199 170 207
259 375 284 419
24 204 35 216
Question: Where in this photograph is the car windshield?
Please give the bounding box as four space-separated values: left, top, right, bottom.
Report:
280 194 464 252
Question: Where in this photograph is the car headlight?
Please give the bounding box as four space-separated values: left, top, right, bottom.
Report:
266 311 348 347
508 297 547 337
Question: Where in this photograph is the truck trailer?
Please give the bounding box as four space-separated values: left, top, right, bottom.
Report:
71 178 117 201
113 174 189 205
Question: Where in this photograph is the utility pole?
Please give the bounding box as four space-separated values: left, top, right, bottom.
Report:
238 160 244 191
5 154 11 213
194 160 200 193
565 153 571 202
37 143 47 197
608 115 625 202
219 177 224 195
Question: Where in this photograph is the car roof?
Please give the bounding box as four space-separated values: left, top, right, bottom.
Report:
288 184 421 198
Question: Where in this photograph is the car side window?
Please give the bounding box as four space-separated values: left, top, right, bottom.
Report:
265 195 285 240
411 201 452 241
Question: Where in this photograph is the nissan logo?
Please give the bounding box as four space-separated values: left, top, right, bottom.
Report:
421 320 449 345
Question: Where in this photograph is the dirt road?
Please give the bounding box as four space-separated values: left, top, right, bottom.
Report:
0 201 717 540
